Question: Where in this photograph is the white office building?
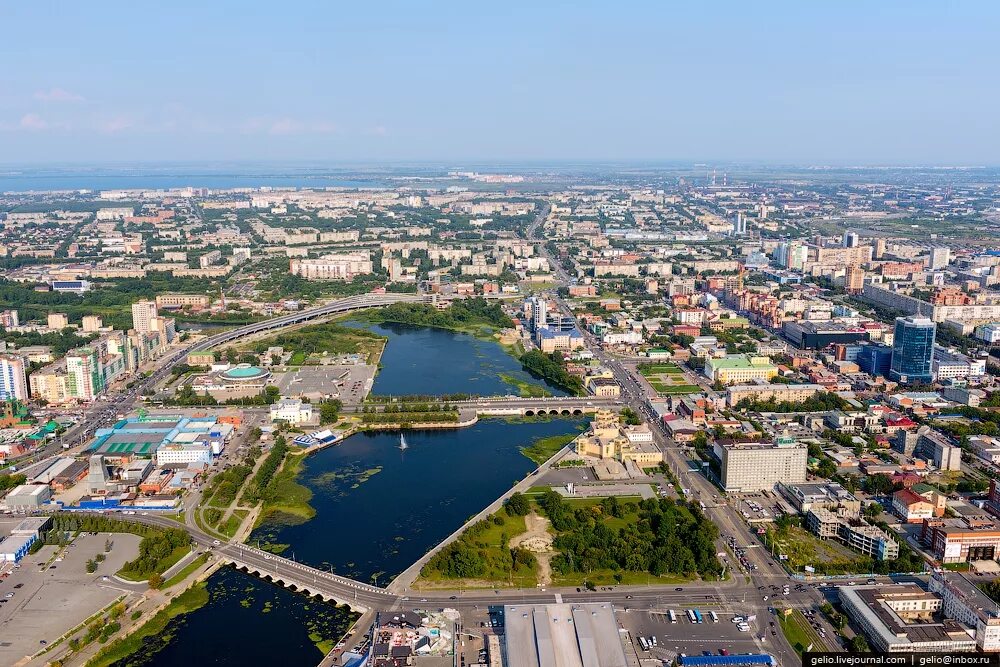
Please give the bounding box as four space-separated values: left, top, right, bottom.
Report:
155 442 213 466
269 398 314 425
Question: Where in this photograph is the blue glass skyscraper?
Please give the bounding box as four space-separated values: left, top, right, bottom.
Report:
889 316 936 384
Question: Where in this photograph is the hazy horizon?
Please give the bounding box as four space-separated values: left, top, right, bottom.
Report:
3 1 998 165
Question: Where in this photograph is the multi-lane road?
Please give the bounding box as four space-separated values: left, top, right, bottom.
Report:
5 292 425 474
528 205 831 662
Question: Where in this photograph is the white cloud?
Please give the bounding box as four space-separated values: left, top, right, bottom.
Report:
34 88 85 103
19 113 48 130
268 118 302 135
240 116 339 136
98 116 134 134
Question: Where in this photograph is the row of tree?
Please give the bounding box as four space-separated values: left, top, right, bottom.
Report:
520 350 585 396
370 297 512 330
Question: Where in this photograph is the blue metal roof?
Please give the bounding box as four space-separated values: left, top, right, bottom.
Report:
680 655 775 667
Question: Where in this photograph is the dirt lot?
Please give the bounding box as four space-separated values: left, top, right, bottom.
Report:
509 513 554 586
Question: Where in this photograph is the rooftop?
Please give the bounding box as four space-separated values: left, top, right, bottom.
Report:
503 603 627 667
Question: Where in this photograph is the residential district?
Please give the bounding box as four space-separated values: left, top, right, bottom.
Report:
3 166 1000 665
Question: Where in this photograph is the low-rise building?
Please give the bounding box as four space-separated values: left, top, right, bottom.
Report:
3 484 52 510
155 442 212 467
586 376 620 398
928 572 1000 652
921 516 1000 563
726 382 824 407
573 409 662 466
269 398 315 425
840 584 977 653
704 355 778 385
892 488 941 523
806 508 899 560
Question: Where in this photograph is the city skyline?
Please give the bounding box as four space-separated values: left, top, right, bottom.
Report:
2 1 998 164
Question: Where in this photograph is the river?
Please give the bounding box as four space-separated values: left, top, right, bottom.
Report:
352 320 567 397
134 324 581 666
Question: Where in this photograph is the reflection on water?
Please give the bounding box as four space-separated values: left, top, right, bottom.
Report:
131 567 357 667
252 419 582 583
348 321 566 397
141 325 580 665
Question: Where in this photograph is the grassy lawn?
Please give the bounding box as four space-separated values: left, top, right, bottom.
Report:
519 433 579 465
639 363 700 395
255 450 315 527
414 511 537 589
162 553 210 589
477 513 527 547
778 609 824 655
768 526 859 570
116 545 191 582
243 318 387 364
86 583 210 667
551 569 687 587
219 512 244 538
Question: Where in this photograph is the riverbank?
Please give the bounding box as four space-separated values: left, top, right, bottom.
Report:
499 372 552 397
254 450 316 531
349 309 504 346
519 432 581 465
85 583 211 667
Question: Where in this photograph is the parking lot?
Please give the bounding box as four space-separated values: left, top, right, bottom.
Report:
272 365 376 404
0 531 141 665
618 606 767 663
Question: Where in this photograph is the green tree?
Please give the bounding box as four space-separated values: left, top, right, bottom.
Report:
504 492 531 517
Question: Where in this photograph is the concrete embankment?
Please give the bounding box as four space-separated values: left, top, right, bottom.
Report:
387 444 572 593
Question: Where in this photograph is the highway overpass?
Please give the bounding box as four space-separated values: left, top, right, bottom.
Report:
188 292 427 352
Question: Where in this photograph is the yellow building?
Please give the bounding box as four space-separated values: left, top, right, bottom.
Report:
29 368 70 404
586 376 621 398
704 354 778 385
573 409 662 465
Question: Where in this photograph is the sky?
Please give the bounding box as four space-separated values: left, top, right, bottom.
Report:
1 1 998 165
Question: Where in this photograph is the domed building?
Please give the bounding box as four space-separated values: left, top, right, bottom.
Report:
219 364 271 386
192 363 272 401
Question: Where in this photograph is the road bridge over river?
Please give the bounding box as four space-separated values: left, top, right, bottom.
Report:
66 511 808 614
349 396 620 415
189 292 427 352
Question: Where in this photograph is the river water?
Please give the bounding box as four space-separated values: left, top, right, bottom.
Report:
353 320 567 397
134 325 581 667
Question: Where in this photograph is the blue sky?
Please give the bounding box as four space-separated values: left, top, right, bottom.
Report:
1 1 997 164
